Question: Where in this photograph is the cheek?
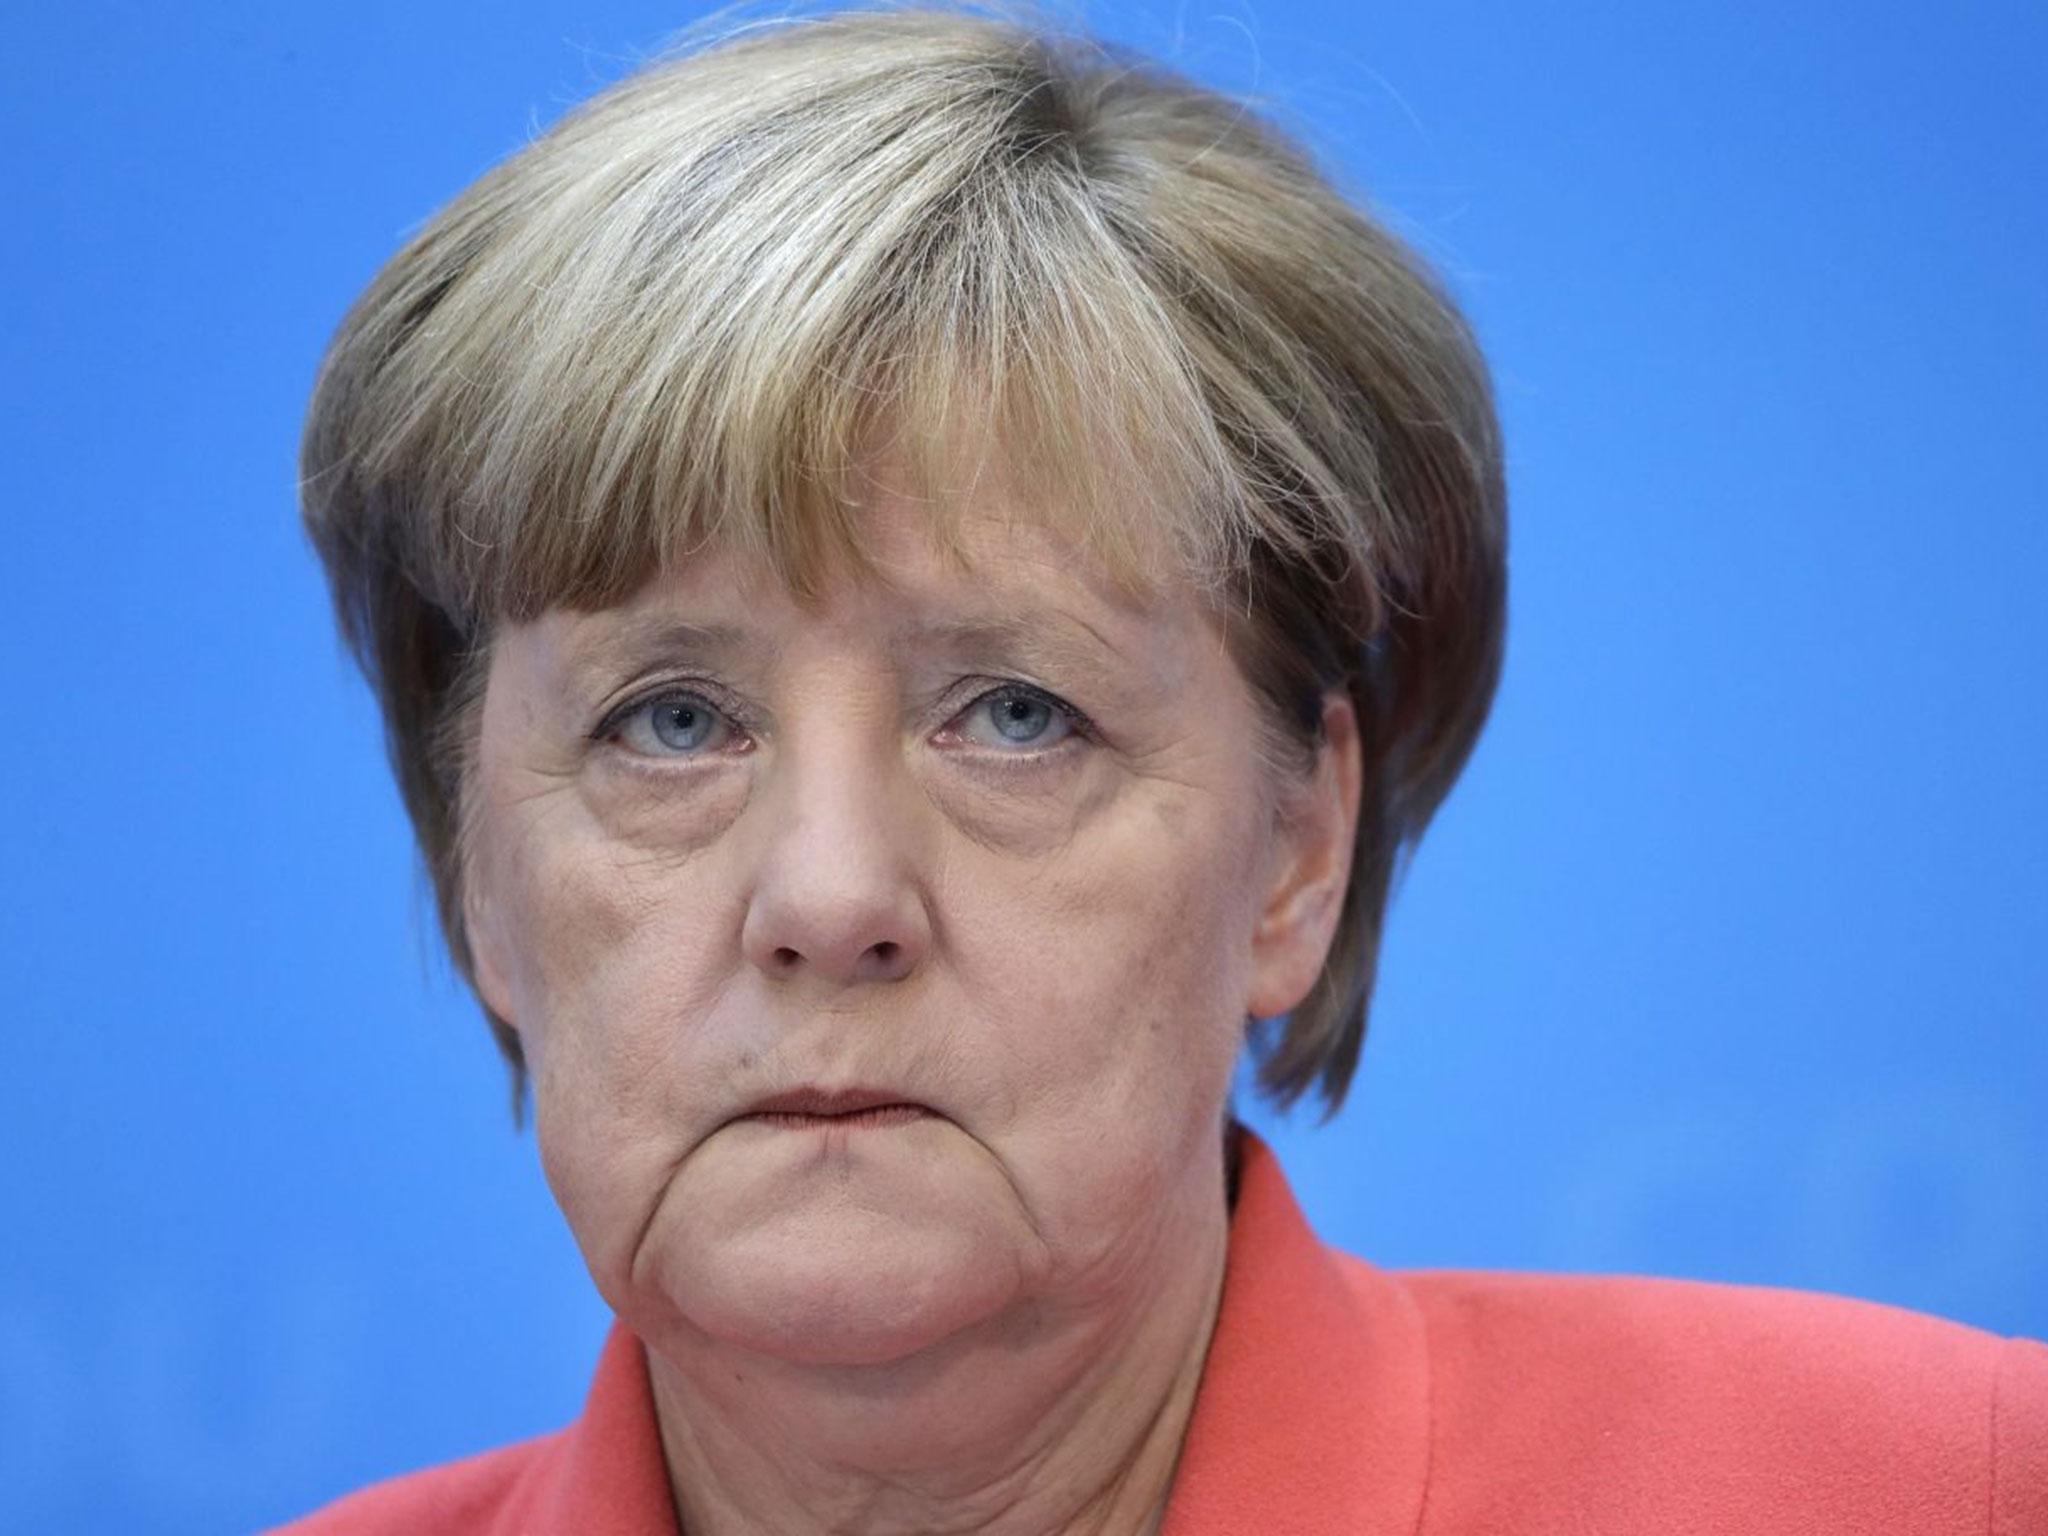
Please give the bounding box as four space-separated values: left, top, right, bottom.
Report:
483 800 747 1249
928 788 1261 1293
488 777 737 1041
959 775 1265 1140
526 937 735 1299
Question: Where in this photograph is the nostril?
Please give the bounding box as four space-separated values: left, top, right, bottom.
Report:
758 939 911 977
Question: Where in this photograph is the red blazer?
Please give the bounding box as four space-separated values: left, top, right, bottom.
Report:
272 1131 2048 1534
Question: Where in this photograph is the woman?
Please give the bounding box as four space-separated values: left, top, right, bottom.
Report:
276 6 2046 1532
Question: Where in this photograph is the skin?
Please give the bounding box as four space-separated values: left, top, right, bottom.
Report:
461 468 1363 1536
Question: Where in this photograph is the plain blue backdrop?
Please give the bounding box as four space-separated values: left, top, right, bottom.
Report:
3 2 2042 1530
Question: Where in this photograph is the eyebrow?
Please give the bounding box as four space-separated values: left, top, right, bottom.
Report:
893 614 1129 680
562 610 1131 698
557 617 736 690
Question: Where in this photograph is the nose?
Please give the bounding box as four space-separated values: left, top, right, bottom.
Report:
738 729 932 990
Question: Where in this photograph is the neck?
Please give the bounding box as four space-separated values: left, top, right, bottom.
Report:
645 1167 1232 1536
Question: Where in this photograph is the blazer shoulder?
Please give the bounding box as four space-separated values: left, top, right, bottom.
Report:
262 1427 567 1536
1992 1332 2048 1534
1347 1258 2048 1533
1391 1262 2019 1389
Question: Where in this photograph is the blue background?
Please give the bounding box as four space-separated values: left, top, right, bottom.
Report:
3 2 2042 1530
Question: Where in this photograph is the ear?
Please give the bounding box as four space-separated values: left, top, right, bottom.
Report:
463 862 521 1033
1245 692 1363 1020
454 647 524 1039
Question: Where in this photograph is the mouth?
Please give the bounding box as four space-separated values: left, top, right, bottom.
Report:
736 1087 938 1129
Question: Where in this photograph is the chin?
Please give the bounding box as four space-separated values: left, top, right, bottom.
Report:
661 1217 1027 1367
612 1115 1038 1364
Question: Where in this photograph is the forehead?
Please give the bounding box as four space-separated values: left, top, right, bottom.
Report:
531 492 1227 693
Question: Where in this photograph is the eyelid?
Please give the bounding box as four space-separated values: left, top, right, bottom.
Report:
946 679 1096 749
589 678 753 747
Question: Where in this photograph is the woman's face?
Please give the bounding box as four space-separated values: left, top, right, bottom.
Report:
462 476 1359 1371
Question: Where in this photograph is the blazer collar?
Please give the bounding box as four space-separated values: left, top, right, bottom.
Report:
528 1317 680 1535
1160 1127 1432 1535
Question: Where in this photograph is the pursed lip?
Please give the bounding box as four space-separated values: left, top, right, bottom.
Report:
739 1086 934 1120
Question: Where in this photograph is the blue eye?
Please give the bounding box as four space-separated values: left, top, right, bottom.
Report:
960 686 1077 751
610 692 733 756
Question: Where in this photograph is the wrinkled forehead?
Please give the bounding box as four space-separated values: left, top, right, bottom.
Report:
522 487 1229 697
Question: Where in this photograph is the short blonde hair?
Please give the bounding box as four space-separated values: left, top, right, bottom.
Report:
300 1 1506 1117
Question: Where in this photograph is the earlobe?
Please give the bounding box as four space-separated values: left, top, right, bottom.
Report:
1245 693 1363 1020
